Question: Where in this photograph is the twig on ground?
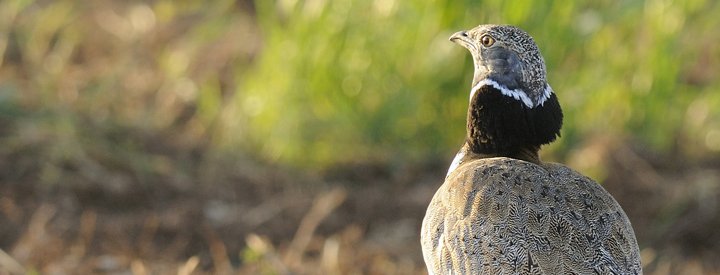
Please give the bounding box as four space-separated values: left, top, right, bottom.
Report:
11 204 56 262
204 226 233 274
283 187 347 270
177 256 199 275
0 249 25 275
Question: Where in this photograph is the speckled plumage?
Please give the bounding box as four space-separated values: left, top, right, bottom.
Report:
421 25 642 274
422 158 642 274
463 24 551 108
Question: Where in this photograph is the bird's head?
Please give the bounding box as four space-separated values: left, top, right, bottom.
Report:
450 24 552 108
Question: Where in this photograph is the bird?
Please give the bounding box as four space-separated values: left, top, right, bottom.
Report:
420 24 642 274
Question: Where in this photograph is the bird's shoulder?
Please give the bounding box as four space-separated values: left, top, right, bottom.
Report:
439 157 621 211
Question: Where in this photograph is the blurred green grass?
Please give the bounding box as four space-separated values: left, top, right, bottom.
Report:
227 0 720 168
1 0 720 175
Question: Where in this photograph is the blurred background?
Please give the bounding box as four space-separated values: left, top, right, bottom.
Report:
1 0 719 274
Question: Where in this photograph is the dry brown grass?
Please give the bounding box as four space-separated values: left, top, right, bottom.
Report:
1 143 720 274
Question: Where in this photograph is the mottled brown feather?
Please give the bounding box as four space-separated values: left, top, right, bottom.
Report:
421 158 642 274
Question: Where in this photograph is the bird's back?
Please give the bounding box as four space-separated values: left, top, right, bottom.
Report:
421 157 642 274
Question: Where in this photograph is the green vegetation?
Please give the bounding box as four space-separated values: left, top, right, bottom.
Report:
2 0 720 172
231 0 720 167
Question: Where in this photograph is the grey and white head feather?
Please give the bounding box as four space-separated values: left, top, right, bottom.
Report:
450 24 552 108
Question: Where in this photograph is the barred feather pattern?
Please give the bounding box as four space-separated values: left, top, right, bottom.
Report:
421 158 642 275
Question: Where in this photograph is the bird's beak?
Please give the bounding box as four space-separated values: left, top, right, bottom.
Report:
449 30 475 51
449 31 470 43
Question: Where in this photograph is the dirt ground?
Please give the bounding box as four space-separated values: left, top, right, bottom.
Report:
1 140 719 275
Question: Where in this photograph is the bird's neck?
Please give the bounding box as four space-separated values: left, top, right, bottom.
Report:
464 85 562 165
462 144 542 164
462 139 542 165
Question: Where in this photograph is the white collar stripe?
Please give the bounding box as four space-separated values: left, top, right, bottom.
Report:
446 150 465 177
470 79 553 108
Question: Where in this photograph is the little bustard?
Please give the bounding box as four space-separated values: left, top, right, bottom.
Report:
420 24 642 274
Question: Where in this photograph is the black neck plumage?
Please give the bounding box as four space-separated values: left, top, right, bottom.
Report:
464 85 563 164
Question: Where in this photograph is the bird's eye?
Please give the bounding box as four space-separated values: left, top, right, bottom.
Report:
480 35 495 47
